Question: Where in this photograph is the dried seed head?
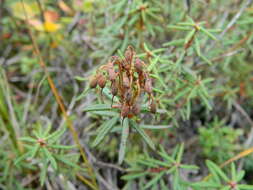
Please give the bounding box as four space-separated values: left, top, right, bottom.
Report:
135 58 144 72
144 78 152 94
97 74 106 88
89 76 98 88
150 99 157 114
132 104 140 115
121 104 130 118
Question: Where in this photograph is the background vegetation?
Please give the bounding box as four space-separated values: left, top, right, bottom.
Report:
0 0 253 189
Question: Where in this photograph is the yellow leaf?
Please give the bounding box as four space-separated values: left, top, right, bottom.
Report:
43 21 61 32
11 2 36 20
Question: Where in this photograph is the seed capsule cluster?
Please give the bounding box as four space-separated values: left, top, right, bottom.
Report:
90 46 156 119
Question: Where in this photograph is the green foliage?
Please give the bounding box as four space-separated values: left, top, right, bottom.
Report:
1 0 253 189
198 118 243 162
15 123 80 186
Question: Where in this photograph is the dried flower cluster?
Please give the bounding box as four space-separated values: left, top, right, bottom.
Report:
90 46 156 120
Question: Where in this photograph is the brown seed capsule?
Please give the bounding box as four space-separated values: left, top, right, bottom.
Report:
111 82 118 96
144 78 152 94
125 46 133 64
97 74 106 88
135 58 144 72
150 100 157 114
121 104 130 118
89 76 98 88
108 68 117 81
132 104 140 115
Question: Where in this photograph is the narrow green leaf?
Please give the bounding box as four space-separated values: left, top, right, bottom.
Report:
140 125 172 129
144 172 165 189
40 159 48 186
121 172 148 180
14 152 31 165
30 144 40 158
176 143 184 163
19 137 37 143
118 118 129 164
200 27 217 40
131 120 155 150
236 171 245 182
195 37 201 56
206 160 229 182
238 184 253 189
167 25 191 31
42 147 57 170
48 144 76 149
92 117 118 147
83 104 112 112
180 164 199 170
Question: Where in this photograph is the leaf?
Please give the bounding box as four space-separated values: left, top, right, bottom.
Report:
121 172 148 180
55 155 81 169
144 172 165 189
42 147 57 170
195 37 201 56
180 164 199 170
206 160 229 182
11 2 37 20
43 21 61 33
83 104 112 112
118 118 129 164
148 55 160 72
45 127 66 141
140 125 172 129
30 144 40 158
49 144 76 149
131 120 155 150
92 117 118 147
238 184 253 189
14 152 31 165
236 170 245 182
191 181 221 188
40 159 48 186
200 27 217 40
19 136 36 143
176 143 184 163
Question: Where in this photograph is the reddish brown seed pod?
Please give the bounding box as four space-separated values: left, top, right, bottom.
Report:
124 46 134 64
150 99 157 114
135 58 144 72
108 68 117 81
89 76 98 88
111 82 118 106
111 82 118 96
131 103 140 115
121 104 130 118
97 74 107 89
144 78 152 94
